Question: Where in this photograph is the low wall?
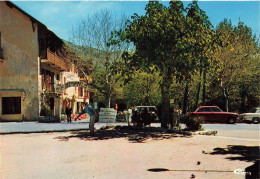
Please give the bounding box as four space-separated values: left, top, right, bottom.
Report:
38 116 60 123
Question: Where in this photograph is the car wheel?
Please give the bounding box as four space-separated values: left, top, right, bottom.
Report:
252 117 259 124
227 117 236 124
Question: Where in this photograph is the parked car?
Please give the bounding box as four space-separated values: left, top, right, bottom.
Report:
191 106 239 124
136 106 159 122
240 107 260 124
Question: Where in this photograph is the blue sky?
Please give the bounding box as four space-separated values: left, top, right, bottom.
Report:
12 1 260 42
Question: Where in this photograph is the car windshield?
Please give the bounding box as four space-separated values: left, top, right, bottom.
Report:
250 108 260 113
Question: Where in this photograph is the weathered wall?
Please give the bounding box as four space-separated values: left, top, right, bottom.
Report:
40 63 62 117
61 70 81 98
0 2 39 121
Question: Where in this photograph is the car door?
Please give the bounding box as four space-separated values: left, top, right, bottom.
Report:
148 107 159 122
211 107 221 121
196 107 212 121
212 107 225 122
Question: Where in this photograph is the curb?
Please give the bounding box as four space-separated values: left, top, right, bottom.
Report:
0 128 88 135
192 130 218 136
168 129 218 136
114 126 218 136
0 125 218 136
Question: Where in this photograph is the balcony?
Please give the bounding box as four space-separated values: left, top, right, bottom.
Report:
80 77 87 82
41 49 68 71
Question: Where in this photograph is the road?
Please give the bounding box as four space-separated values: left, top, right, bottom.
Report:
202 123 260 141
0 123 259 179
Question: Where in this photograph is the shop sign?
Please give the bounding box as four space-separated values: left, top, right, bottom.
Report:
99 108 117 123
56 81 88 93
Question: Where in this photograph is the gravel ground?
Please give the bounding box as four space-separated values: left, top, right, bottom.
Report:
1 127 259 179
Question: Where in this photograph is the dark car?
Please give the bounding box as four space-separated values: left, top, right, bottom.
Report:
136 106 159 123
191 106 239 124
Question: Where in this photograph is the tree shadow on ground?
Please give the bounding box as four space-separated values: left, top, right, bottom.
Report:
209 145 260 179
54 126 192 143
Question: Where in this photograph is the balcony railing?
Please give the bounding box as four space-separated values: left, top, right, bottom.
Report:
41 49 69 71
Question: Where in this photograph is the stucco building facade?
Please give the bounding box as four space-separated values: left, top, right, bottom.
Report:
0 1 90 122
60 65 90 115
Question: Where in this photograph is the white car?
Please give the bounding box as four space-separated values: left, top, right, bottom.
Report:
240 107 260 124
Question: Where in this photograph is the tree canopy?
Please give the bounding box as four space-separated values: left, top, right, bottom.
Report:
69 1 259 122
111 1 215 128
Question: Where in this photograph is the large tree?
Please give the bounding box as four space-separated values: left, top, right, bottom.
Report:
112 1 213 128
69 10 130 107
184 1 215 112
210 19 259 111
123 71 161 107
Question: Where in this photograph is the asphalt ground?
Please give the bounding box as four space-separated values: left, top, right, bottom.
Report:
0 120 259 139
0 124 259 179
0 120 129 134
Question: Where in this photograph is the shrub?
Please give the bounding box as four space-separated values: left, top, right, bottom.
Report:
40 104 53 116
182 114 204 131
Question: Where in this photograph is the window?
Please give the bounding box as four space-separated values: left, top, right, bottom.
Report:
199 107 211 112
137 107 145 112
212 107 222 112
84 88 88 98
148 107 157 112
2 97 21 114
56 74 60 81
78 87 83 97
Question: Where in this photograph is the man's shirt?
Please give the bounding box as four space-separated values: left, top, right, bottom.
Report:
83 105 95 116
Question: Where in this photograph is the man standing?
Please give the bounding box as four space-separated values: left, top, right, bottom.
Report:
65 104 72 123
75 102 97 135
125 107 132 126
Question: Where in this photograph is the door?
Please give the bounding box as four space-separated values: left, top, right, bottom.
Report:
196 107 213 122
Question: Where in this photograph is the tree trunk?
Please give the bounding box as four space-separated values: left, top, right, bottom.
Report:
194 69 202 110
183 81 189 114
105 93 111 108
239 83 247 113
160 74 172 129
194 82 201 110
105 53 112 108
202 70 206 105
108 96 111 108
222 88 229 112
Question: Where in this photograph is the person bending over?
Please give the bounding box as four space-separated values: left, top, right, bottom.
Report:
75 102 97 135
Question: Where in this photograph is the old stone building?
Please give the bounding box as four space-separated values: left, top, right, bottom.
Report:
0 1 90 122
60 64 90 115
